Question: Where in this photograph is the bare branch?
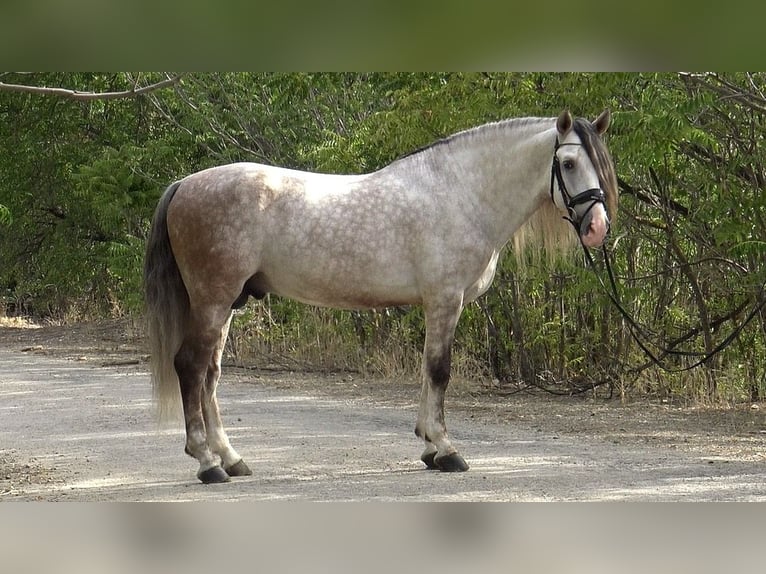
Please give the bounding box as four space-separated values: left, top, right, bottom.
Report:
0 74 185 101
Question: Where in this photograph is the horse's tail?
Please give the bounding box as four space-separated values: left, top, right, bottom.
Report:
144 181 187 423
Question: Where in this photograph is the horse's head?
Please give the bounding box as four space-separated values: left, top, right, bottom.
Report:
550 109 617 248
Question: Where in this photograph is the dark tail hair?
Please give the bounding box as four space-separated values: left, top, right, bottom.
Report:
144 181 187 422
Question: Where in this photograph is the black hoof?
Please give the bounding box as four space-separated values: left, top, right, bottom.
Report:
434 452 470 472
421 450 438 470
198 465 231 484
225 459 253 477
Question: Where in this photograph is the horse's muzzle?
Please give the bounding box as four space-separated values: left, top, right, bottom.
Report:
579 202 610 248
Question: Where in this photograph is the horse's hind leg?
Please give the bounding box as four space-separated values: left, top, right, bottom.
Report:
202 313 252 477
175 306 232 484
415 297 469 472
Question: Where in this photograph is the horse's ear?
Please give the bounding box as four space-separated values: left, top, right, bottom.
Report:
593 109 611 136
556 110 573 136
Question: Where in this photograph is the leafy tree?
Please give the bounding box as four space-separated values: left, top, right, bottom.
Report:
0 73 186 315
2 72 765 403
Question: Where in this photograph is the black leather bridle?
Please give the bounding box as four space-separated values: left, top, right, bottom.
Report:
550 139 609 237
550 138 766 373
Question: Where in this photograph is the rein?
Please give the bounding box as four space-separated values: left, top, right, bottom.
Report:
550 140 766 372
579 240 766 373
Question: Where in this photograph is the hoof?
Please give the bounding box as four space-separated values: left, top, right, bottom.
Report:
434 452 470 472
224 459 253 477
420 450 438 470
198 465 231 484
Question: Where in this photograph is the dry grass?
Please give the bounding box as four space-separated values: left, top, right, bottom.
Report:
227 306 423 379
223 302 495 402
0 316 41 329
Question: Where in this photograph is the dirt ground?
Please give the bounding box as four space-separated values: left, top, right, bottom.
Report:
2 318 765 500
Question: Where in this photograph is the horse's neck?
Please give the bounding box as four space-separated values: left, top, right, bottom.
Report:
403 118 558 246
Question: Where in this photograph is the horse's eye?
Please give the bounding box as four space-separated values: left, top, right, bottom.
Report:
563 159 575 170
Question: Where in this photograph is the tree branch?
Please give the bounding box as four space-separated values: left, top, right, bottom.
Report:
630 296 752 374
0 74 185 101
679 72 766 115
618 176 689 217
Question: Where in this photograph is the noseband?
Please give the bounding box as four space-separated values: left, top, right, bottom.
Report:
550 139 609 236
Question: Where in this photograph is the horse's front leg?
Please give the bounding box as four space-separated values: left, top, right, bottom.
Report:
415 298 469 472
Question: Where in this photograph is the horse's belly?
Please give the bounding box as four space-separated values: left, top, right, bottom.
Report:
262 263 420 310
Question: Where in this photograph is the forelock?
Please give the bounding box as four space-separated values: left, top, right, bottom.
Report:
572 118 618 222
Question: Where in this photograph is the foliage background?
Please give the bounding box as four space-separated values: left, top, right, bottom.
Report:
2 72 765 403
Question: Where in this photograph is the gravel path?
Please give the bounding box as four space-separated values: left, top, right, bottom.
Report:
3 347 766 501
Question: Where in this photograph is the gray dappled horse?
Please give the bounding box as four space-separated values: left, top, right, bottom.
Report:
144 110 618 483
